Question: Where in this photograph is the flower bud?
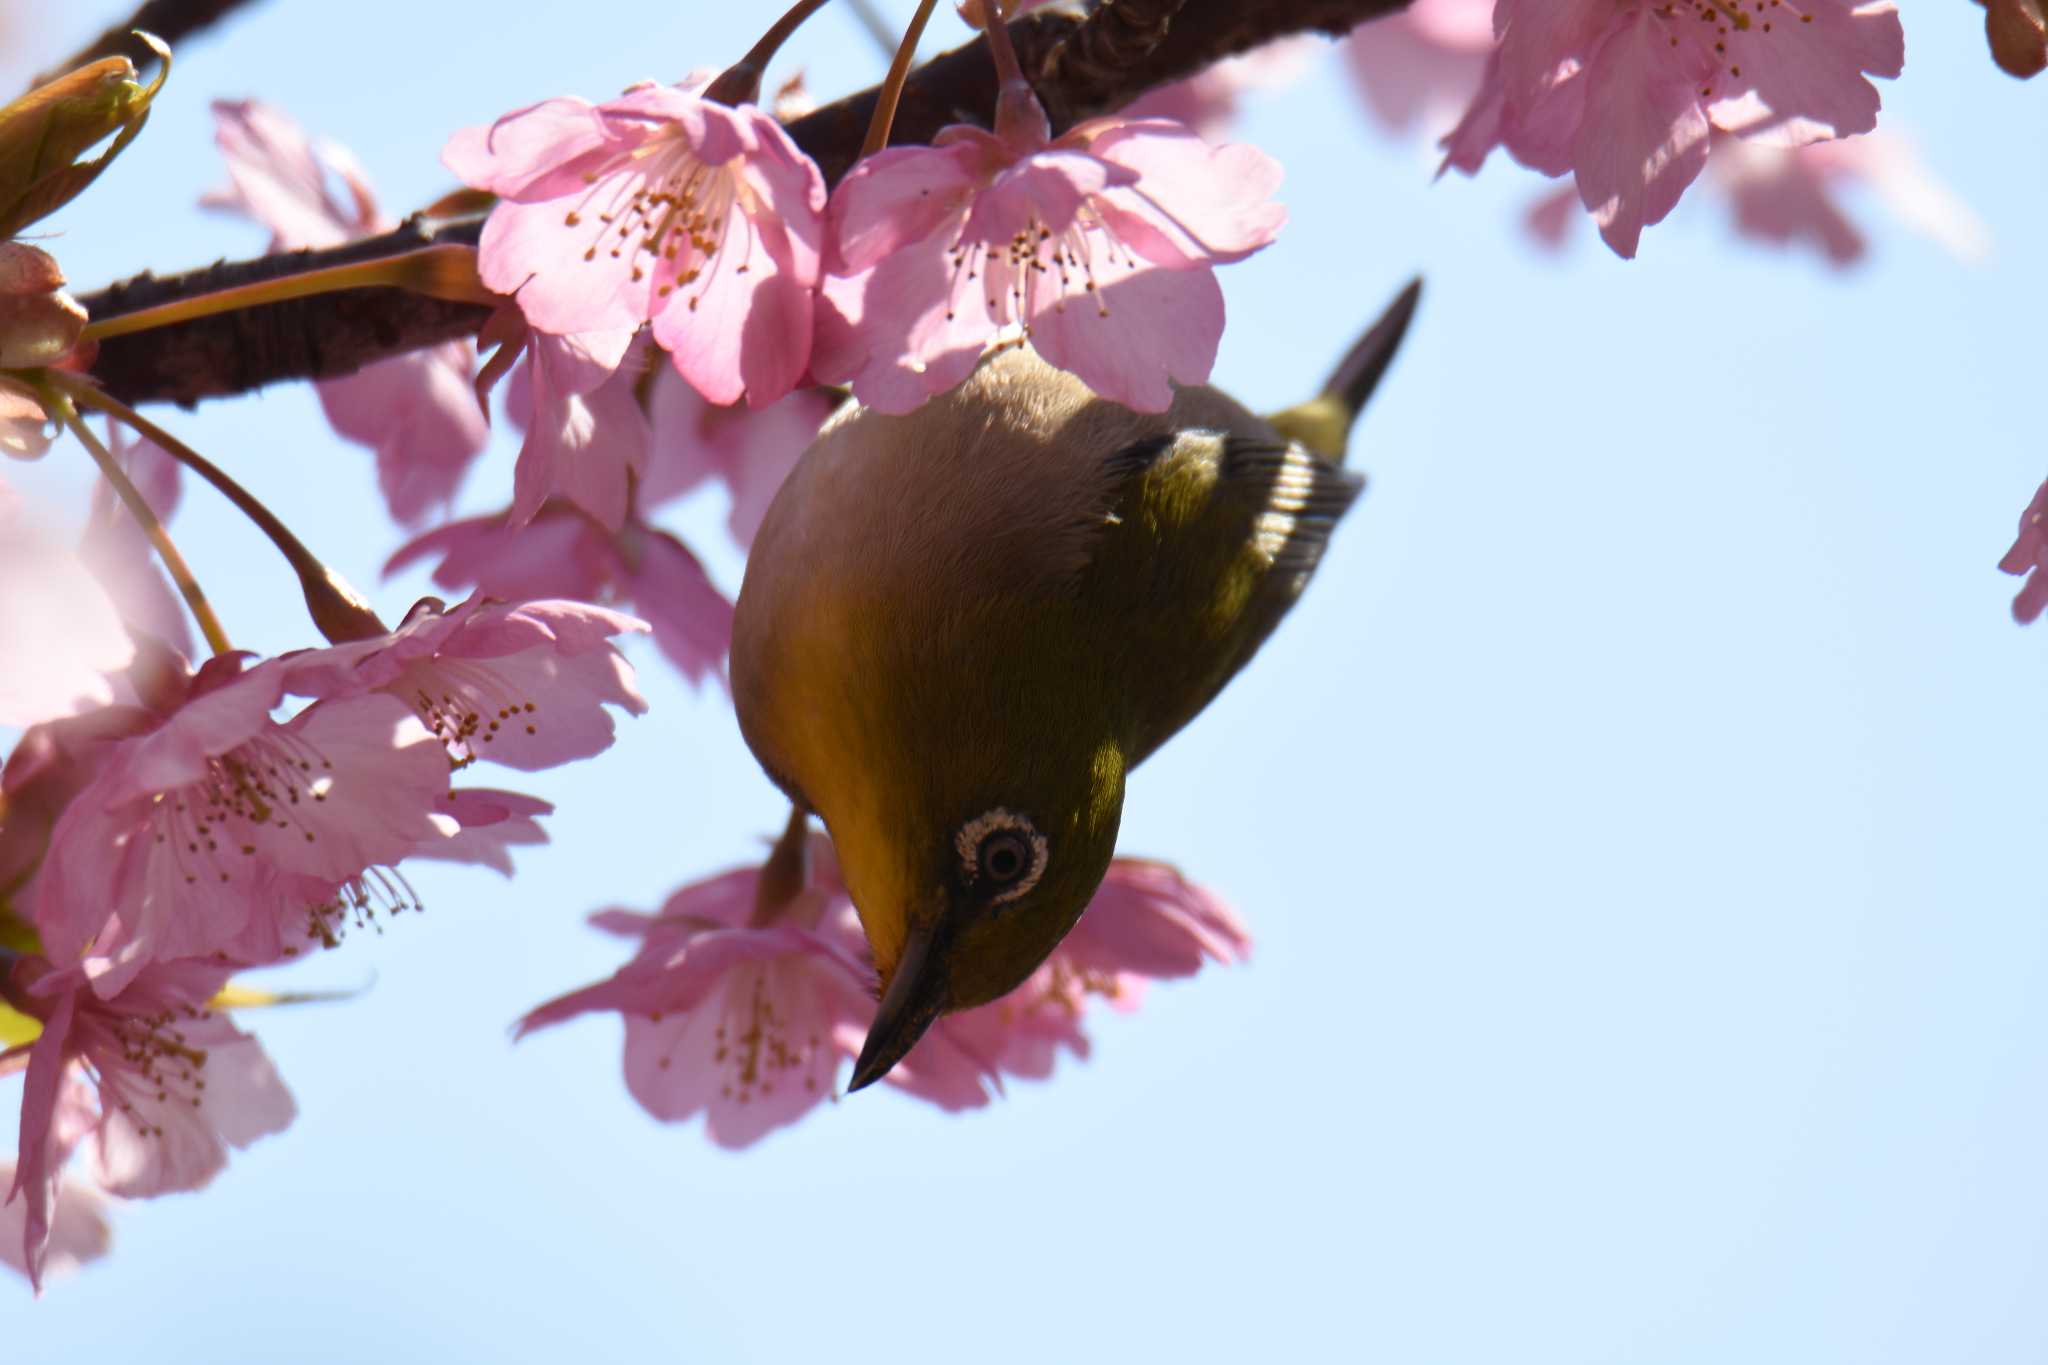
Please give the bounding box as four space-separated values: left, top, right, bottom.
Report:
0 32 169 237
1982 0 2048 77
0 242 85 368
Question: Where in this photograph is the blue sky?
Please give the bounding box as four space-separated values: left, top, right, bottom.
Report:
6 3 2048 1361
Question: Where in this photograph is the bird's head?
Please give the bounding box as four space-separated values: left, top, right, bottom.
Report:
819 670 1130 1092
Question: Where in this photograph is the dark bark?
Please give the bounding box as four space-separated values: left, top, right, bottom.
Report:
80 0 1411 408
31 0 268 88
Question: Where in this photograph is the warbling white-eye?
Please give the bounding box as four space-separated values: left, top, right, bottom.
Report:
732 280 1421 1091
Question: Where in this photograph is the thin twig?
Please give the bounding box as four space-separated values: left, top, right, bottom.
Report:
60 376 389 643
29 0 266 89
863 0 945 157
38 380 232 655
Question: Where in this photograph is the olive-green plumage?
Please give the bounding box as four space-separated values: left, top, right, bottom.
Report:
732 282 1419 1089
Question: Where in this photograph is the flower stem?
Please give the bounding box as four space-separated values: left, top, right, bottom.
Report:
707 0 841 106
53 374 389 644
37 380 232 656
981 0 1027 87
862 0 942 157
79 245 494 345
751 804 813 927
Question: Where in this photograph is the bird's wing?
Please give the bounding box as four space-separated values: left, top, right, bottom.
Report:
1081 427 1363 764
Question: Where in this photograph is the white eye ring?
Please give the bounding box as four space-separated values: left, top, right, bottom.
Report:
954 808 1050 905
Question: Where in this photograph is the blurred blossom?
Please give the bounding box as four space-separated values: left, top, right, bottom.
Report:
1440 0 1906 257
1343 0 1493 137
2000 476 2048 623
1521 131 1989 268
643 373 834 550
1124 38 1317 140
446 82 827 407
0 1160 110 1289
204 100 488 526
0 481 135 728
79 422 189 657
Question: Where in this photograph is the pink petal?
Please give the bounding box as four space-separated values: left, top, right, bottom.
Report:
508 330 650 530
413 787 553 875
620 527 734 687
1061 858 1251 979
442 97 612 198
1085 122 1287 264
1024 242 1225 411
92 1012 295 1198
385 511 617 605
476 186 656 336
1704 1 1904 148
8 987 77 1291
317 344 489 528
827 141 986 272
0 1161 109 1287
202 99 377 250
1344 0 1494 134
1569 12 1712 259
0 491 134 727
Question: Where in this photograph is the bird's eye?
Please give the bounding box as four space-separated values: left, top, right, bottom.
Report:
979 832 1031 884
954 808 1049 905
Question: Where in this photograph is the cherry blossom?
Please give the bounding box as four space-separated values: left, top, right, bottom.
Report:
6 955 292 1288
517 837 876 1149
525 823 1254 1138
276 595 649 771
1521 130 1988 266
387 509 733 687
31 655 453 994
0 1069 108 1292
814 86 1285 413
499 324 649 531
78 422 189 657
0 379 53 458
884 858 1252 1109
415 788 554 875
642 373 833 549
204 99 488 525
0 1160 108 1289
1343 0 1495 136
445 82 826 407
1441 1 1906 258
0 481 135 728
1123 39 1317 140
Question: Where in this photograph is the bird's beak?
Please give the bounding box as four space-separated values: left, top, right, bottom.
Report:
849 917 949 1093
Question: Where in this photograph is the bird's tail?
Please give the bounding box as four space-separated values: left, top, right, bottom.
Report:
1264 277 1422 466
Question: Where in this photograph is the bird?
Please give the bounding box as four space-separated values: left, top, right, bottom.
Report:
731 280 1421 1092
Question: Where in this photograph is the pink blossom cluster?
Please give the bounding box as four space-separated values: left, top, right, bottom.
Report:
519 831 1249 1148
445 64 1284 419
0 510 647 1286
1341 0 1966 266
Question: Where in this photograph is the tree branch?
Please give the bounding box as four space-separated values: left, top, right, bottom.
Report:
32 0 268 89
81 0 1410 408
